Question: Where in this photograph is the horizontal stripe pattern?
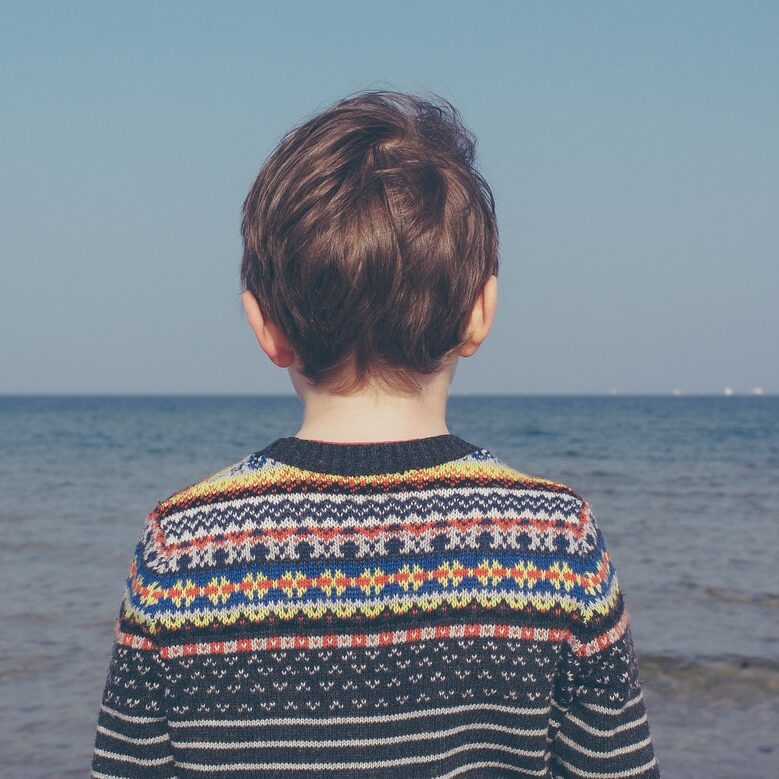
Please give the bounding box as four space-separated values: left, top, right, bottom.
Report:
156 456 572 515
148 486 588 570
92 441 660 777
115 609 630 659
168 701 556 729
118 621 572 657
120 560 623 640
165 701 556 776
92 700 175 778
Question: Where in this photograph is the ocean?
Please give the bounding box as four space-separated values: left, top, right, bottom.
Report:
0 394 776 778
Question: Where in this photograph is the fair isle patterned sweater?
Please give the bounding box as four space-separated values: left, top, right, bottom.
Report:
91 433 661 778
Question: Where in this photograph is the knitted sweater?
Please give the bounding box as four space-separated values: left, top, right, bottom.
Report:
91 433 661 778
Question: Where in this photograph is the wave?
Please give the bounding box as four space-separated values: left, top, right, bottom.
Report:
700 585 779 609
639 652 779 702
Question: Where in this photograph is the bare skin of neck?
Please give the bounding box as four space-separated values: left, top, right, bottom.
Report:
240 274 497 444
287 360 456 443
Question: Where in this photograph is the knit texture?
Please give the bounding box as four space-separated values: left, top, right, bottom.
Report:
91 433 661 778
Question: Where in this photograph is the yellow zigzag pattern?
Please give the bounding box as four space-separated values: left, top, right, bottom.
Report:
132 557 609 609
158 459 566 514
126 554 618 633
124 584 622 633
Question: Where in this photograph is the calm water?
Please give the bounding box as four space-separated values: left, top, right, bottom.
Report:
0 394 777 778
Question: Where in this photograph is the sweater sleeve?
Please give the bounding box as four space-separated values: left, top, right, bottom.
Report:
91 508 177 779
549 501 661 778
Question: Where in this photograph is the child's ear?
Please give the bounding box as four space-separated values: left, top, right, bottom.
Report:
241 290 297 368
457 274 498 358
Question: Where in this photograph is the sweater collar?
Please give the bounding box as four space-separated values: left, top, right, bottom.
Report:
258 433 481 476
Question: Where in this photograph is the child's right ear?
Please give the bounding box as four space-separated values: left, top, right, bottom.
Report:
241 290 297 369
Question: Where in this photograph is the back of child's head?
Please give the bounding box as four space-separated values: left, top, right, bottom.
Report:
240 89 499 396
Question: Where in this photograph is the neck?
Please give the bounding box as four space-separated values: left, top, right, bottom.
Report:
289 363 455 444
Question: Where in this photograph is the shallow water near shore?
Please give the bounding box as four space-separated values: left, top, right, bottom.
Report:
0 394 777 778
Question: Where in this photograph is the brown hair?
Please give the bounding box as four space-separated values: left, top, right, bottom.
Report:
240 88 499 396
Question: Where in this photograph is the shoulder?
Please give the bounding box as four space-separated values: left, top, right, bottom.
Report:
480 451 589 513
156 450 281 509
476 450 574 491
133 449 291 575
438 452 625 647
445 450 610 567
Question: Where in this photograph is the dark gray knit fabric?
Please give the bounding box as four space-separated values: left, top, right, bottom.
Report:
91 434 661 777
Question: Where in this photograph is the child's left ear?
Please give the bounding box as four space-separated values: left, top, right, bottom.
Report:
457 274 497 358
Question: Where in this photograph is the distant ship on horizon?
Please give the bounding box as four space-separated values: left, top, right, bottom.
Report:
724 387 766 396
669 387 768 396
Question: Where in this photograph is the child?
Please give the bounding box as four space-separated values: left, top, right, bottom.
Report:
91 89 660 778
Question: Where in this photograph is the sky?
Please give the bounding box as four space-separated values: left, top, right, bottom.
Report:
1 1 777 395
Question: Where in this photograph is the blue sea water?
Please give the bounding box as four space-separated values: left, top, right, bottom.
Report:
0 394 777 778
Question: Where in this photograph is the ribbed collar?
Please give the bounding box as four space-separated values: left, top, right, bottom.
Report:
258 433 482 476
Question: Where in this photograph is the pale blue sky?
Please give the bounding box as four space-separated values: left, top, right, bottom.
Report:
2 1 776 395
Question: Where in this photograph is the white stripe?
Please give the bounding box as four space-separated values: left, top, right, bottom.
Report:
96 724 170 746
171 720 548 749
159 486 581 540
100 703 166 724
437 761 549 778
579 690 644 716
174 740 550 771
93 747 174 767
169 701 552 728
92 771 138 779
553 754 659 778
556 731 654 759
563 710 649 739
